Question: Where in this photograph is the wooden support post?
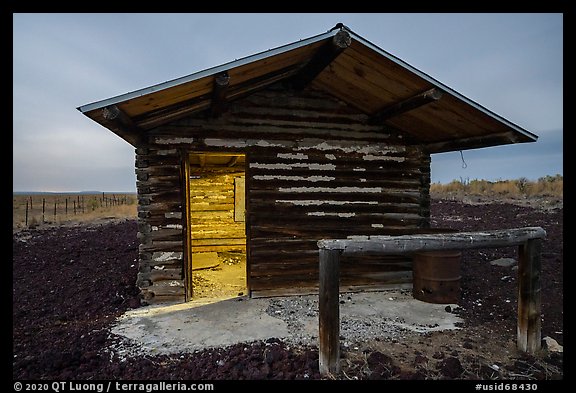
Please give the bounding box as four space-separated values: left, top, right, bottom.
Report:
517 238 542 353
318 248 341 376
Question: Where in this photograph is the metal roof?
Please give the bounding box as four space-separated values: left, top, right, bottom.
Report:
78 24 538 152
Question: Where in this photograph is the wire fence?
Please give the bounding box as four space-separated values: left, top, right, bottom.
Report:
14 193 137 229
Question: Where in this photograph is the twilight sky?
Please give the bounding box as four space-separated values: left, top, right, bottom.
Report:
13 13 563 192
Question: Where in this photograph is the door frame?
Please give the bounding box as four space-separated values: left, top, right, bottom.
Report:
182 151 249 301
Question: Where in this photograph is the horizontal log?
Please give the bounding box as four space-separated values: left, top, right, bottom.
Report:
139 240 183 252
144 282 185 297
249 213 424 226
137 174 181 183
318 227 546 254
250 224 421 238
191 228 245 237
248 167 423 179
252 200 423 215
149 268 183 281
191 238 246 246
148 258 182 269
136 188 182 200
157 123 394 143
136 166 181 177
142 229 183 242
249 190 422 204
138 204 182 214
253 200 422 214
249 260 411 277
245 143 414 159
226 103 368 124
248 270 412 292
141 215 183 227
189 203 235 212
191 245 246 253
249 178 420 190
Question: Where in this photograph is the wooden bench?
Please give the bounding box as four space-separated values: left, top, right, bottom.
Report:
316 227 546 375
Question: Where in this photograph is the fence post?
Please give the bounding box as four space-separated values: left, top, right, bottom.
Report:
25 200 29 227
318 248 342 376
42 198 46 223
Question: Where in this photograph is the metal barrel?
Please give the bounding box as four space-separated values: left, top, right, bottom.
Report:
412 250 462 304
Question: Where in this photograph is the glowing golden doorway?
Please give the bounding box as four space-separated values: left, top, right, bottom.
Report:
186 152 247 301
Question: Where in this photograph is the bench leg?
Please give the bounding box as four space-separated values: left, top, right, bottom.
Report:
319 249 341 375
517 239 542 353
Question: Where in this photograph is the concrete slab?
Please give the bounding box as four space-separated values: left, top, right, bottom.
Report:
109 290 463 356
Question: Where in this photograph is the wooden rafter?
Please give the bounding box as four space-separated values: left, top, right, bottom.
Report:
210 72 230 118
289 29 351 90
102 105 137 128
134 63 302 129
101 105 143 146
369 88 443 125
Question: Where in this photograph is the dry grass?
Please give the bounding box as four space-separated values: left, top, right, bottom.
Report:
13 193 137 230
430 175 563 199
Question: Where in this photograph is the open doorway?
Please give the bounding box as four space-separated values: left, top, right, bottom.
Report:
187 152 247 301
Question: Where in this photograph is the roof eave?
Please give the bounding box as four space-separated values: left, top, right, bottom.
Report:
425 130 537 154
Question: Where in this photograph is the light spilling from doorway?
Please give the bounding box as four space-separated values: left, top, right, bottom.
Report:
187 153 247 301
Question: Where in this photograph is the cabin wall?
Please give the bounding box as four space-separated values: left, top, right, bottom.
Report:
135 84 431 303
134 146 186 303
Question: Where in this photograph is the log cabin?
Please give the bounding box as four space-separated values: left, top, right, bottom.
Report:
77 24 538 304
